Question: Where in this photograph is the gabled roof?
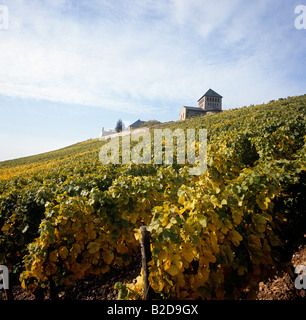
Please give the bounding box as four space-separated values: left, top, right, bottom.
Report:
198 89 223 101
130 119 145 127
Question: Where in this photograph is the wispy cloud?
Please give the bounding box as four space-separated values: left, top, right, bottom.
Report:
0 0 305 115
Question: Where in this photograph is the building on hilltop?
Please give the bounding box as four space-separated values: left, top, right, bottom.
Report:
101 120 147 139
197 88 223 111
180 89 223 120
179 106 205 120
101 127 117 138
129 119 145 131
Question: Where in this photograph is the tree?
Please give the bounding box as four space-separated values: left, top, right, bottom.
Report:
115 119 124 132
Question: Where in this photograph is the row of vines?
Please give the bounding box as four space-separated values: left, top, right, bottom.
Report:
1 95 306 299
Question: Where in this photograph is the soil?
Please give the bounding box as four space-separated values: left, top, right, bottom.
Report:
1 245 305 301
257 245 306 300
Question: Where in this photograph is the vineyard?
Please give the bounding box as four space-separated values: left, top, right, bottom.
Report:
0 95 305 300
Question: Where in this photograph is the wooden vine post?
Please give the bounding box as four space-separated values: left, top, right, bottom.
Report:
140 226 152 300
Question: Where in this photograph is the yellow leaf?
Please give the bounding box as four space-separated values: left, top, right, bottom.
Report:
157 281 165 292
21 280 26 290
49 250 58 262
178 194 185 205
231 230 243 246
71 263 86 278
87 241 99 254
221 198 227 205
177 272 186 288
232 209 243 225
102 251 114 265
248 234 261 247
175 259 183 270
202 249 216 263
164 253 183 275
210 231 220 254
88 229 97 240
182 249 194 263
71 243 82 254
116 243 128 254
256 196 270 210
59 246 69 260
164 259 171 271
181 242 197 263
159 250 167 261
195 268 209 284
134 228 141 242
166 264 179 276
115 256 123 266
45 262 57 275
72 221 81 232
210 195 219 208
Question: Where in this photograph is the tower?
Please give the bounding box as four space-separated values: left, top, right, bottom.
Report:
198 89 222 111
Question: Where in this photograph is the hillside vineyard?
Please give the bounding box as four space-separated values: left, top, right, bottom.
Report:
0 95 305 299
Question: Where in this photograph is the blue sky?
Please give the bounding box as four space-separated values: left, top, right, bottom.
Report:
0 0 305 161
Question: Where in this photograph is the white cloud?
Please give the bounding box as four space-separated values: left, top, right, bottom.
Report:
0 0 304 116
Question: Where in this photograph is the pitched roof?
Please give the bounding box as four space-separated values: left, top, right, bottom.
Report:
182 106 205 111
130 119 145 127
198 89 223 101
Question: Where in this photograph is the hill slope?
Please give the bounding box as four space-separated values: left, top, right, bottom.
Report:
0 94 305 300
1 94 305 178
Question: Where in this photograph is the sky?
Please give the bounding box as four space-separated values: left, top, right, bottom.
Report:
0 0 305 161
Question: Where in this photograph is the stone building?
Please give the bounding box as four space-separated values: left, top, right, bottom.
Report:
180 89 222 120
101 127 117 138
